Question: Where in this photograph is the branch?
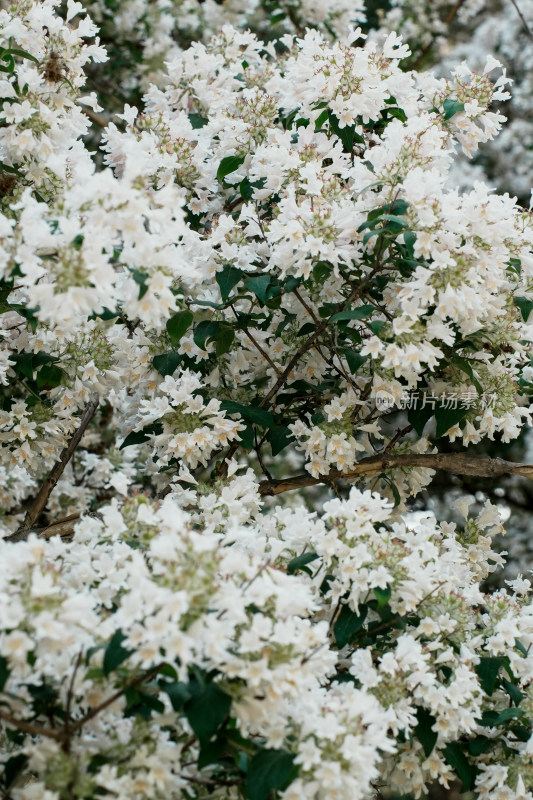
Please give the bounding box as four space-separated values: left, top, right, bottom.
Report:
413 0 469 68
0 708 64 741
230 304 282 377
81 106 108 128
0 663 163 752
214 264 395 477
509 0 533 39
258 452 533 495
69 664 163 734
6 397 99 542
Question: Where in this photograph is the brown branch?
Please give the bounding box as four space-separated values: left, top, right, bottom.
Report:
384 425 413 452
0 663 163 751
258 452 533 496
6 397 99 543
0 708 64 741
69 664 163 734
63 651 83 752
81 106 108 128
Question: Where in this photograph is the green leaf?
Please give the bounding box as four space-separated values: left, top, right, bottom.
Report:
215 326 235 356
378 214 408 228
451 357 483 394
478 707 525 727
130 268 149 300
435 403 469 438
367 320 386 335
328 111 363 152
284 276 302 292
382 474 402 507
244 274 272 304
216 265 242 301
163 681 191 711
312 262 333 283
386 106 407 122
404 231 416 257
493 707 525 725
185 681 231 745
119 429 150 449
5 47 39 64
188 113 208 129
502 677 523 706
345 350 367 374
119 421 162 450
389 199 409 215
475 656 506 696
217 155 245 183
3 754 28 789
11 353 35 380
407 402 435 437
297 322 315 337
36 364 63 389
166 310 193 347
247 749 296 800
415 707 438 757
0 162 22 176
468 735 494 756
268 426 295 456
152 352 182 376
219 401 275 429
442 98 465 120
373 585 391 607
334 604 368 649
331 305 374 323
124 688 165 718
103 630 132 676
156 663 178 680
238 424 254 450
198 736 228 769
515 639 528 657
193 320 219 350
92 307 119 321
314 108 329 130
287 552 319 575
443 743 476 790
0 656 9 692
515 296 533 322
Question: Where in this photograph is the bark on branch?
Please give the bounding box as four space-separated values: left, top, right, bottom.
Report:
6 397 99 543
258 452 533 496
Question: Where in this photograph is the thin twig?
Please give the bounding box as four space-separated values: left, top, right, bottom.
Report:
6 396 99 542
259 265 385 411
509 0 533 39
413 0 469 68
63 651 83 753
0 664 164 749
69 664 163 734
215 264 392 477
230 304 282 376
254 430 273 481
384 425 413 452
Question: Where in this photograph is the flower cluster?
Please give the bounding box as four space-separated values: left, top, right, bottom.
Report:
0 0 532 797
1 488 533 799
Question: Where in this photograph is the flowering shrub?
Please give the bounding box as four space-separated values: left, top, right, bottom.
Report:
1 0 533 798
